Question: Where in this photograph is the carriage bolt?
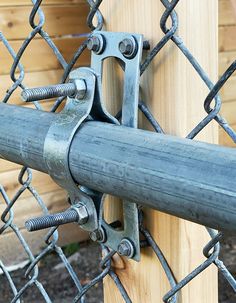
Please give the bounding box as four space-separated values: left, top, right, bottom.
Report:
87 34 105 54
119 37 138 59
21 79 86 102
89 227 106 243
117 239 135 258
25 204 89 232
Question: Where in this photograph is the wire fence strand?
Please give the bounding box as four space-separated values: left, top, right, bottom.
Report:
0 0 236 302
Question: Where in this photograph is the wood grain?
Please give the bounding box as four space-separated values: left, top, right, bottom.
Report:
0 189 67 229
220 75 236 102
0 159 21 173
0 1 90 264
221 99 236 125
219 25 236 52
0 37 89 75
0 69 64 105
102 1 218 302
219 0 236 25
219 50 236 74
219 123 236 147
219 0 236 148
0 0 84 6
0 5 89 40
0 169 59 200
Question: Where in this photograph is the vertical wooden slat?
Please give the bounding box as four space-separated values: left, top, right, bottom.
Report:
102 1 218 302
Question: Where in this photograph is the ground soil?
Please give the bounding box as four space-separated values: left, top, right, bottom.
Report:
0 242 103 303
219 235 236 303
0 236 235 303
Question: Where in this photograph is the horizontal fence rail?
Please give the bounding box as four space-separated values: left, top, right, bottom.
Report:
0 103 236 232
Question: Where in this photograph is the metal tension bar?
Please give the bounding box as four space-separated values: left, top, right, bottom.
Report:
89 31 144 261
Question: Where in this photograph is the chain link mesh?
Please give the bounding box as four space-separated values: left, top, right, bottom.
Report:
0 0 236 302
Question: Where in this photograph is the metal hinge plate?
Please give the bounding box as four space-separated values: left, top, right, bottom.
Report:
90 31 144 261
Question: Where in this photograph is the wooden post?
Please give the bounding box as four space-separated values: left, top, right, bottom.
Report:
101 1 218 303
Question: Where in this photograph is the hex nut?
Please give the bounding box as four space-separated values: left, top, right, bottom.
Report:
117 238 135 258
71 79 87 100
72 204 89 225
89 227 106 243
119 36 138 59
87 34 105 54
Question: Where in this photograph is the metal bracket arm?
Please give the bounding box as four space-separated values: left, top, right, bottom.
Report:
21 31 145 261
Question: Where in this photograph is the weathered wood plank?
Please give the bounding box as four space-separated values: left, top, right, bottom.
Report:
219 50 236 75
220 75 236 102
0 0 84 6
0 189 67 229
0 69 64 105
0 37 89 75
220 99 236 125
0 1 90 266
219 1 236 148
0 5 89 40
219 124 236 147
219 25 236 52
219 0 236 26
0 160 21 173
0 169 59 200
102 1 218 302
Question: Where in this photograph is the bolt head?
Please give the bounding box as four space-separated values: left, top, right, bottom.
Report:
87 34 105 54
119 37 137 59
117 239 135 258
89 228 106 243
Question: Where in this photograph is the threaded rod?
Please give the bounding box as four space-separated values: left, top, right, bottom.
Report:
25 208 87 232
21 83 76 102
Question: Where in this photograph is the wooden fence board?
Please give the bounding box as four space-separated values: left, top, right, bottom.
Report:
0 160 21 173
219 124 236 147
219 1 236 148
0 5 89 40
220 75 236 102
0 1 90 264
0 0 235 267
0 189 67 229
0 169 59 200
0 0 84 6
219 25 236 52
0 69 64 105
221 99 236 125
219 0 236 26
0 37 89 75
219 50 236 75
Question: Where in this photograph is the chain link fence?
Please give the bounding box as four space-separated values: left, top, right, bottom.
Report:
0 0 236 302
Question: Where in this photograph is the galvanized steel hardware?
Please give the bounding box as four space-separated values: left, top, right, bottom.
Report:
90 31 144 261
22 31 144 261
43 67 100 233
89 227 106 243
117 239 135 258
1 2 236 302
119 36 138 58
25 204 88 232
21 79 87 102
87 33 105 54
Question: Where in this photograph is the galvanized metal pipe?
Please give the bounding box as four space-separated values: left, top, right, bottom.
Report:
0 103 236 232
